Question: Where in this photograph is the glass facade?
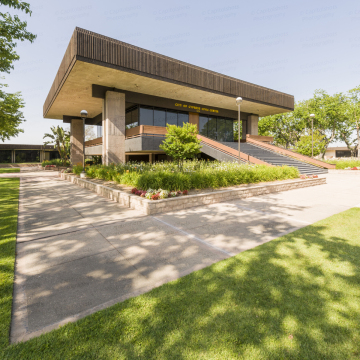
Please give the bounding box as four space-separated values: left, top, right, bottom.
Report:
15 150 40 163
199 115 234 142
0 150 12 163
126 105 189 128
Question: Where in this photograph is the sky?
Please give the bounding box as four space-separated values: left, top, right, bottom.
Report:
2 0 359 145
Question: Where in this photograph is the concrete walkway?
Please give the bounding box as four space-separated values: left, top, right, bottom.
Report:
8 170 360 343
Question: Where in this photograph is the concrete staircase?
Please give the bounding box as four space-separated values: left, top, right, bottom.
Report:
221 142 328 175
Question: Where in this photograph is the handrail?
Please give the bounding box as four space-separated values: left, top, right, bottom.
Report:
197 134 272 166
247 135 274 143
125 125 167 139
246 135 336 169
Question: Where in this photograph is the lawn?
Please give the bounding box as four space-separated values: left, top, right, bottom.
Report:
0 168 20 173
0 178 19 350
1 207 360 359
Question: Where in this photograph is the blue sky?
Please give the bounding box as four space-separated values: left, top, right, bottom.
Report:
2 0 359 145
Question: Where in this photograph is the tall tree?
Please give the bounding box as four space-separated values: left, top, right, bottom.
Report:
43 126 70 165
0 0 36 141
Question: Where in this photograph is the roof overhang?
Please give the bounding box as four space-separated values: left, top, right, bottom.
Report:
44 28 294 120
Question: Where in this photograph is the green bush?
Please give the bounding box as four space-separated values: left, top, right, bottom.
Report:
72 165 83 175
85 160 299 191
41 159 70 167
325 158 360 169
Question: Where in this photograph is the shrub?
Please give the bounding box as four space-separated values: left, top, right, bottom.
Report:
84 160 299 191
72 164 83 175
325 158 360 169
42 159 70 167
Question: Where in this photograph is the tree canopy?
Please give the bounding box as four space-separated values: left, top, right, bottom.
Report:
259 86 360 158
43 126 70 165
159 123 202 168
0 0 36 141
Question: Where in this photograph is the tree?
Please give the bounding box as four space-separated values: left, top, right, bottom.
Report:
159 123 202 168
307 90 347 158
0 0 36 141
0 83 24 141
85 125 96 141
259 106 306 149
43 126 70 165
295 130 326 157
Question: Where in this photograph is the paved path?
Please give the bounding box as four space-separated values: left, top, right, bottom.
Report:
8 170 360 343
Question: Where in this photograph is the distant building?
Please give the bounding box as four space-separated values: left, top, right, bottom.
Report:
324 147 358 159
0 144 59 163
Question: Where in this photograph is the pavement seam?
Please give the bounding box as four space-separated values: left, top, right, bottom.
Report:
151 216 234 257
234 204 312 225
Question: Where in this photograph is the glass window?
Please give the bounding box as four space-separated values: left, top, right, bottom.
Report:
225 120 234 142
97 126 102 137
199 116 208 136
0 150 12 163
207 117 217 140
166 111 177 126
15 150 40 163
217 118 227 142
154 109 166 127
177 112 189 127
139 107 153 126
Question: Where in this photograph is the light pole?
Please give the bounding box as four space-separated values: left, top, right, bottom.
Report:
309 113 315 157
236 97 242 164
80 110 88 178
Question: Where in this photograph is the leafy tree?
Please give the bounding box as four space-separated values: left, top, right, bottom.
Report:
0 83 24 141
159 123 202 168
306 90 347 158
295 130 326 157
43 126 70 166
259 106 306 149
0 0 36 141
340 86 360 157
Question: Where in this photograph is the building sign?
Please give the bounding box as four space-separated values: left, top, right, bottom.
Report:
175 102 219 114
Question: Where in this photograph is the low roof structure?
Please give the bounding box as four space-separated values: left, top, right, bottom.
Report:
43 27 294 123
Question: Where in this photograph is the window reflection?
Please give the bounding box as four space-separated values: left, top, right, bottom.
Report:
166 111 177 126
154 109 166 127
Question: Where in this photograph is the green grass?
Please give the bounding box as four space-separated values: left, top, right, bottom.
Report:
0 169 20 174
325 158 360 169
1 208 360 359
0 178 19 350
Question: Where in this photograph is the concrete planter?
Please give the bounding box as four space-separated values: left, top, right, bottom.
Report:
60 173 326 215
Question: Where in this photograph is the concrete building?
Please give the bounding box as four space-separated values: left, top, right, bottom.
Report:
0 144 59 164
43 28 292 160
43 28 334 174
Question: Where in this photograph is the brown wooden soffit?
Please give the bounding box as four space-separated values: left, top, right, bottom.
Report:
44 27 294 118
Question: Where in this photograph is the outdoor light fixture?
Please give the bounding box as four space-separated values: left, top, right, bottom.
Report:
309 113 315 158
80 110 88 178
236 97 242 164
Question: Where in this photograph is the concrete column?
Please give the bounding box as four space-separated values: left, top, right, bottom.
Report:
103 91 125 165
70 119 84 165
247 114 259 135
11 150 15 163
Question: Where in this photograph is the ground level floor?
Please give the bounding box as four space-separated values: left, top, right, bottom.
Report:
8 169 360 343
0 145 59 164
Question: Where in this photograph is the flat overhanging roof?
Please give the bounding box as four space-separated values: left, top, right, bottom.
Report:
44 27 294 120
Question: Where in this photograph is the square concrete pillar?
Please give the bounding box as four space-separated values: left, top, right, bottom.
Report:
70 119 84 166
102 91 125 165
247 114 259 135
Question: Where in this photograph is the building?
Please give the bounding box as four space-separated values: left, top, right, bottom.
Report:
324 147 358 159
0 144 59 164
43 27 299 165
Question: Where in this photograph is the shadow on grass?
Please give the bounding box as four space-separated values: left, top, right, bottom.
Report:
3 208 360 359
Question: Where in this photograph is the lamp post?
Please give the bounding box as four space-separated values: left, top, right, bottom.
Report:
80 110 88 178
309 113 315 157
236 97 242 164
